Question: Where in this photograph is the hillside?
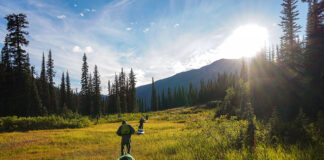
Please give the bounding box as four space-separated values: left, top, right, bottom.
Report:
136 58 242 102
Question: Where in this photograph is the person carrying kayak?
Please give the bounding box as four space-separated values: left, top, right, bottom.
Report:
116 120 135 156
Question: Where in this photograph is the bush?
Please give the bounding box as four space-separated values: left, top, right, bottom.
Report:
0 115 90 132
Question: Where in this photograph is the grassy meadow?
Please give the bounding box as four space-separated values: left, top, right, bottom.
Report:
0 106 323 160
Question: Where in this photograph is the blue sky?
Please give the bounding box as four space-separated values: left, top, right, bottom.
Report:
0 0 308 93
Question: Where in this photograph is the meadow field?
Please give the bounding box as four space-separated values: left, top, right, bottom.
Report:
0 106 323 160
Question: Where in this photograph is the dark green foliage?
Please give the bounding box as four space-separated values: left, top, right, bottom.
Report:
65 71 72 110
0 115 90 132
93 65 101 116
151 77 158 111
60 72 66 112
47 50 57 113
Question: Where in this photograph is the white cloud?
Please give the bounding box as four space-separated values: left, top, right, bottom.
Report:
174 23 180 28
74 4 77 7
80 13 84 17
85 8 90 12
91 9 96 12
85 46 93 53
73 46 82 53
126 27 132 31
56 15 66 19
143 28 150 33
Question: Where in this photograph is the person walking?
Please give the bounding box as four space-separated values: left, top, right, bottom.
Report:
139 118 145 129
116 121 135 156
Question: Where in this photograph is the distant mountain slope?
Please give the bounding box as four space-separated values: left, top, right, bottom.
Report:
136 58 242 102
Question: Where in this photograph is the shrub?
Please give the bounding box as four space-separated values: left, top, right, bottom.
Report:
0 115 90 132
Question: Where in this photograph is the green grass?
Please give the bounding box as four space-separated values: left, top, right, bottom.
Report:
0 106 323 160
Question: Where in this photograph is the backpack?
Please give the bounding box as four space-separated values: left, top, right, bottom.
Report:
120 124 130 135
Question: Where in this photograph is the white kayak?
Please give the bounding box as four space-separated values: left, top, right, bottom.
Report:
137 129 144 135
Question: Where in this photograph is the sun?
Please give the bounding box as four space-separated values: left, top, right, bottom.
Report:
218 24 269 59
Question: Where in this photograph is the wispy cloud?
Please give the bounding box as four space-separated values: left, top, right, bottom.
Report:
143 28 149 33
80 13 84 17
56 15 66 19
126 27 132 31
174 23 180 28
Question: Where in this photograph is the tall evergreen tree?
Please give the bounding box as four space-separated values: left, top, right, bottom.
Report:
151 77 157 111
47 50 57 113
5 13 29 72
39 52 50 111
119 68 127 113
279 0 302 68
93 65 101 116
128 68 138 112
60 72 66 111
80 53 89 115
65 71 72 110
114 74 121 113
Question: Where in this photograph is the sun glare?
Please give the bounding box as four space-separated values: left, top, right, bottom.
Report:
218 24 269 59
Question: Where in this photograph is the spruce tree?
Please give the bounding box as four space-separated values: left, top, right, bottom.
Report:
279 0 302 67
5 13 29 72
151 77 157 111
60 72 66 112
40 52 50 111
93 65 101 117
128 68 138 112
80 53 89 115
114 74 121 113
66 71 72 110
47 50 57 113
119 68 127 113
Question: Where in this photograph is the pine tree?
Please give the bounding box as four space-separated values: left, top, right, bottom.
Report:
119 68 127 113
240 58 248 82
128 68 138 112
5 14 29 72
47 50 57 113
88 73 94 114
80 53 89 115
93 65 101 117
167 86 172 108
302 0 324 115
279 0 302 67
66 71 72 110
151 77 157 111
60 72 66 112
114 74 121 113
39 53 50 111
1 36 10 68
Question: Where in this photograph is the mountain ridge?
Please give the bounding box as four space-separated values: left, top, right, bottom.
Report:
136 58 242 103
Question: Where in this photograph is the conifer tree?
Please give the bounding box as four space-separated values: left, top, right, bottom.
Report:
47 50 57 113
279 0 302 67
240 58 248 82
66 71 72 110
151 77 157 111
93 65 101 116
60 72 66 111
114 74 121 113
167 87 172 108
80 53 89 115
88 73 94 114
40 53 50 111
5 13 29 72
128 68 138 112
119 68 127 113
